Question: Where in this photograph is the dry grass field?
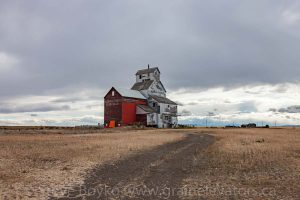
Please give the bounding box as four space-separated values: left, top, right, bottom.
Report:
0 127 299 200
0 128 185 199
182 127 300 200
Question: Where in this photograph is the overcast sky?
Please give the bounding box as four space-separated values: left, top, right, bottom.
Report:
0 0 300 126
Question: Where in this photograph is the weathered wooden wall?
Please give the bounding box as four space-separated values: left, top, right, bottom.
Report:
104 88 123 126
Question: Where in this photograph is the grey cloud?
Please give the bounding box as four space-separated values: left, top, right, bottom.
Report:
0 104 70 114
86 103 102 109
0 115 100 126
244 90 261 95
0 1 300 100
40 116 100 126
175 101 184 106
177 101 199 106
272 84 289 93
224 100 232 104
278 105 300 113
186 102 199 106
51 97 84 103
52 93 104 103
181 109 192 116
238 101 257 113
208 112 215 116
176 101 200 106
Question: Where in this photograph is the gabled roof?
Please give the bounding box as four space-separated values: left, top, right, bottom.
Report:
105 87 146 99
149 95 177 105
131 80 154 91
157 80 166 92
137 104 157 113
135 67 160 75
115 87 146 99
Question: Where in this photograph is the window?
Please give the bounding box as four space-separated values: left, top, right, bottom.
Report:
152 102 156 107
139 75 142 79
112 91 115 96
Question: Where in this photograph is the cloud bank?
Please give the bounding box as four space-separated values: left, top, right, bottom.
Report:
0 1 300 125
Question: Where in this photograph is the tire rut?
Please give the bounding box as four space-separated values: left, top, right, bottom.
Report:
50 133 214 200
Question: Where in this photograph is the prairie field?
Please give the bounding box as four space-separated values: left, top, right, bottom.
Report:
183 127 300 200
0 128 185 199
0 127 299 200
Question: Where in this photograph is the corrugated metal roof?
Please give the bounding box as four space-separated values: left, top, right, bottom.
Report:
149 95 177 105
114 87 146 99
131 80 154 91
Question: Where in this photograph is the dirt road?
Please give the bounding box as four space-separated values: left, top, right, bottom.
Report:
52 133 214 200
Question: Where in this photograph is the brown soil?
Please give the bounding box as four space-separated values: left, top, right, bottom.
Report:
51 134 215 200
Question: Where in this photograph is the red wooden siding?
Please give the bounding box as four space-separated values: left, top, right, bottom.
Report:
104 87 148 127
122 97 147 125
122 102 136 125
104 88 123 126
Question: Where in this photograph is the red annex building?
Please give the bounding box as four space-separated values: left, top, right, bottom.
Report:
104 87 154 127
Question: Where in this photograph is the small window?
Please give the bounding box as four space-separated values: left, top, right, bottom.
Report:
152 102 156 107
112 91 115 96
139 75 142 79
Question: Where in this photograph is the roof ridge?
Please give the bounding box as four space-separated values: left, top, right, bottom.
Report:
137 67 158 71
135 67 160 75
